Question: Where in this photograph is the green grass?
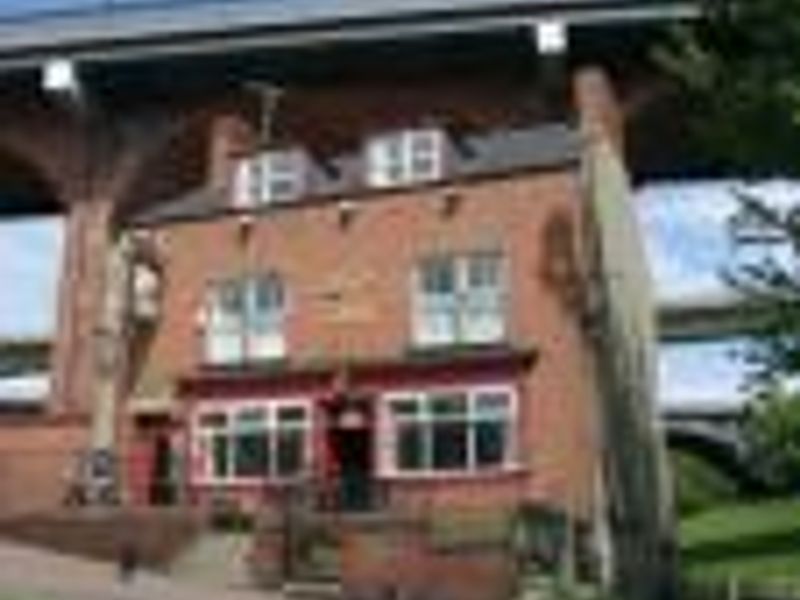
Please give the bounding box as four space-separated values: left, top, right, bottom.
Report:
680 498 800 586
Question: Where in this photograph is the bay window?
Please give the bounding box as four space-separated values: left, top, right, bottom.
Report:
384 387 515 475
204 274 286 365
414 252 506 347
195 401 311 483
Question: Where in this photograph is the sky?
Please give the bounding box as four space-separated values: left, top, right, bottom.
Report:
0 0 227 19
637 179 800 409
1 180 797 406
0 217 63 339
0 0 159 17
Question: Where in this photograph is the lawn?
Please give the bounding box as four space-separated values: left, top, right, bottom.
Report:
680 498 800 587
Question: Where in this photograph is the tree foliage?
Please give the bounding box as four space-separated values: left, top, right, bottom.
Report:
659 0 800 176
743 386 800 492
661 0 800 490
725 191 800 386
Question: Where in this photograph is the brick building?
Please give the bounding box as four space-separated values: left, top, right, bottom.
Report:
121 92 598 516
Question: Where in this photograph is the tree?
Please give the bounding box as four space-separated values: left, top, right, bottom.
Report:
743 385 800 492
659 0 800 177
661 0 800 492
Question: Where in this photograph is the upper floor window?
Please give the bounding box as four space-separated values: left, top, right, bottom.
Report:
204 274 286 365
234 149 307 207
413 252 506 347
367 128 445 189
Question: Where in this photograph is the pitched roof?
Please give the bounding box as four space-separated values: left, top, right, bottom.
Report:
128 122 582 226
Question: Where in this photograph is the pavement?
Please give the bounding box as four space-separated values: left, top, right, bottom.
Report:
0 540 282 600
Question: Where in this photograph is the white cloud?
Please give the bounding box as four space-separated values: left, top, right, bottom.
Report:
658 340 751 410
636 179 800 303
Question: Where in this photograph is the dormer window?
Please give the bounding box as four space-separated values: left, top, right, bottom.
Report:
234 149 307 208
367 128 445 189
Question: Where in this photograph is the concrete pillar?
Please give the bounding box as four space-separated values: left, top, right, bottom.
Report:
573 66 626 155
573 65 678 600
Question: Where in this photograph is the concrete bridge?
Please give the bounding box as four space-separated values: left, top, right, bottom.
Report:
0 337 50 410
658 292 758 481
660 401 751 480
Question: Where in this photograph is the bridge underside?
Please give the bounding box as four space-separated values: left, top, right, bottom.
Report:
0 149 60 216
666 422 759 489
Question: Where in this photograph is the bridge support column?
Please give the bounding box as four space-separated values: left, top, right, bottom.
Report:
574 65 677 600
51 196 114 419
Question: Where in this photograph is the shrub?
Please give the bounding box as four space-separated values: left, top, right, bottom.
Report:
671 449 739 516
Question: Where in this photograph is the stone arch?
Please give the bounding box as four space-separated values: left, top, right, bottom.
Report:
665 423 753 486
0 146 62 215
110 106 221 228
0 104 87 210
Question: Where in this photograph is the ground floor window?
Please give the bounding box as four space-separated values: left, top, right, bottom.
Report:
194 399 311 483
383 386 516 475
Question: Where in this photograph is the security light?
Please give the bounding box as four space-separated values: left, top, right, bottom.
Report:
42 58 80 97
536 21 568 55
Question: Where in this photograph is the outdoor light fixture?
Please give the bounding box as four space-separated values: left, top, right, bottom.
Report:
337 199 358 229
42 57 81 97
535 21 568 55
438 189 463 218
236 210 255 242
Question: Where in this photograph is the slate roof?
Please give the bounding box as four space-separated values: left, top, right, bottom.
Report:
128 122 582 226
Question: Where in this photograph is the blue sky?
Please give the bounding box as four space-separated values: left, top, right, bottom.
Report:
0 0 150 17
637 179 799 408
0 218 63 338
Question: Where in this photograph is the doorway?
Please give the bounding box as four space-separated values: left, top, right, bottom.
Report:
327 400 375 511
149 433 175 505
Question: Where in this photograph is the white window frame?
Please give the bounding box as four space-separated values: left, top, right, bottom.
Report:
378 384 519 478
192 398 312 486
413 252 507 347
233 148 308 208
367 128 445 189
204 274 287 365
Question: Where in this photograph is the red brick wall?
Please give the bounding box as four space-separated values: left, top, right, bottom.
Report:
0 416 90 515
134 179 599 519
123 79 603 519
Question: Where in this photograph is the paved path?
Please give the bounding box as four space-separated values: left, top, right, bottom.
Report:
0 541 282 600
171 532 253 589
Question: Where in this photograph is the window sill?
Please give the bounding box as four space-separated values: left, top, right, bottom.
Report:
191 475 309 488
407 341 512 357
199 357 289 373
379 463 526 482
